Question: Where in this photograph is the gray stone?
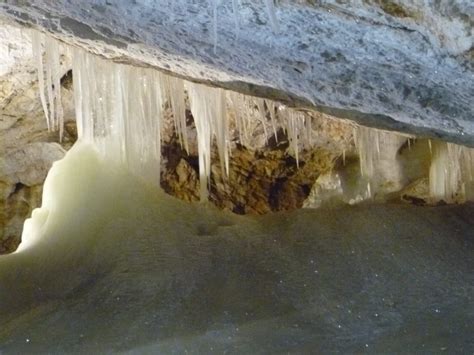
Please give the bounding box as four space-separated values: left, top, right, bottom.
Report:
0 0 472 145
1 143 66 186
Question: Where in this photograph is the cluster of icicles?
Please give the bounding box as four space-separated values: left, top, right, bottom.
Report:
33 31 474 204
354 127 474 202
33 32 311 202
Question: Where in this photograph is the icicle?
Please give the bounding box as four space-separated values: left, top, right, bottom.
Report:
429 141 474 203
227 92 245 145
187 82 229 201
165 76 188 153
44 41 55 134
47 37 64 141
255 98 268 141
354 126 406 197
285 110 303 167
354 126 404 180
264 0 279 33
227 92 254 148
305 114 312 147
32 31 65 141
429 142 457 202
71 48 164 186
187 82 211 201
32 31 50 131
375 134 380 156
266 100 278 142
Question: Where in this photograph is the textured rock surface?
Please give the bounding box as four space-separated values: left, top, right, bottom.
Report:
162 139 338 214
0 0 472 145
1 143 66 186
0 22 76 253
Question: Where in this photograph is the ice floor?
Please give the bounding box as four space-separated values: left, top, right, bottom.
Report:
0 144 473 353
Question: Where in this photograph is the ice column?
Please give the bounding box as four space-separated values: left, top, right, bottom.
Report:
429 142 474 202
354 126 406 198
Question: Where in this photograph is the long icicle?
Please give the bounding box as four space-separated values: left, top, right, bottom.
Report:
38 31 474 207
32 31 50 131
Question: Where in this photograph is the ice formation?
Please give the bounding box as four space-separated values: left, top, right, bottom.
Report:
7 142 474 352
32 31 314 201
32 30 474 206
186 82 228 201
353 127 474 203
353 126 407 198
429 141 474 202
72 48 164 185
32 32 64 141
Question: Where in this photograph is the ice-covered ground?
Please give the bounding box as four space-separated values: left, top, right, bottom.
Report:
0 143 472 353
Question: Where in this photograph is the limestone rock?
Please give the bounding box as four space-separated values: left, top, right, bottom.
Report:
0 1 472 145
1 143 66 186
0 184 43 254
162 138 338 214
0 23 75 253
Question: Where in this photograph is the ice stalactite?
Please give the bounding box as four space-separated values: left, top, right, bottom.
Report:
32 31 474 208
224 94 313 157
279 109 312 168
227 92 248 146
186 82 228 201
32 31 49 130
165 76 188 153
32 31 64 141
354 126 407 199
429 142 474 203
72 48 164 186
35 31 312 201
266 100 279 142
226 92 269 148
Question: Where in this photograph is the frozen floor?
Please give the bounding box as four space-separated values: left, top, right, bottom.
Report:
0 144 473 353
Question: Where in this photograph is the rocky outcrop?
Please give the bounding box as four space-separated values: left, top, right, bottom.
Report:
0 0 472 145
162 139 338 214
0 22 76 253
